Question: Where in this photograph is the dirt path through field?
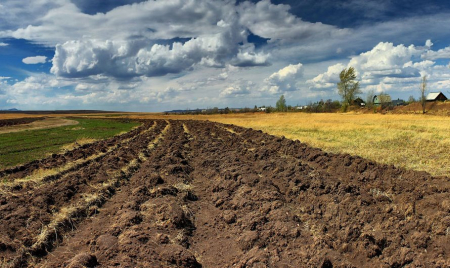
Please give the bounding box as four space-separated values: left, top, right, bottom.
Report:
0 117 79 134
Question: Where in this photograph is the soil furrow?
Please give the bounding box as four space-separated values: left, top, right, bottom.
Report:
37 121 199 267
0 119 449 267
0 120 154 181
0 120 168 267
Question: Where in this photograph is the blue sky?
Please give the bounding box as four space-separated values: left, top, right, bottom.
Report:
1 0 450 111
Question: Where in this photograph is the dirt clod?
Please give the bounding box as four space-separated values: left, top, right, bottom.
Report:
65 253 98 268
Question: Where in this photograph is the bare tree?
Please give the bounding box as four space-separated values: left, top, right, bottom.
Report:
420 75 427 114
378 93 391 108
407 95 416 104
365 89 375 108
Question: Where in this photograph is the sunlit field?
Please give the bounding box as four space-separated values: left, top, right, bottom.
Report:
131 112 450 177
2 112 449 177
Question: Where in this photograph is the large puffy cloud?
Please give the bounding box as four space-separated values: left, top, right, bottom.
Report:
263 63 303 94
50 24 250 79
42 0 279 80
348 42 422 79
308 41 435 92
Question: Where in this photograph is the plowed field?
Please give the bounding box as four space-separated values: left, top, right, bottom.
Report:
0 118 44 128
1 120 449 267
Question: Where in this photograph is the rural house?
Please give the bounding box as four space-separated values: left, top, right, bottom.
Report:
373 94 391 106
391 98 405 106
353 97 365 107
426 92 448 102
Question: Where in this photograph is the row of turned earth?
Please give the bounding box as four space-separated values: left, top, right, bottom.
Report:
0 119 449 267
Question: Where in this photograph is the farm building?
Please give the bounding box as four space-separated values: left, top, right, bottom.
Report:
353 97 365 107
426 92 448 102
373 94 391 106
391 98 405 106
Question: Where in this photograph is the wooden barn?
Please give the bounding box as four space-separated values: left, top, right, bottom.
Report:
426 92 448 102
373 94 391 106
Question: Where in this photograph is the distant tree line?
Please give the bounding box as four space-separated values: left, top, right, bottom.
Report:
167 69 429 116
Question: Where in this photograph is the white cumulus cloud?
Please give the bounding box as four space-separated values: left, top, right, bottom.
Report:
220 80 254 98
22 56 47 64
51 29 244 79
230 43 270 67
263 63 303 94
307 63 345 90
348 42 422 78
49 16 271 80
308 42 432 92
422 46 450 60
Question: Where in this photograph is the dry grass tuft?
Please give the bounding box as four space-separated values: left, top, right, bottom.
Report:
59 137 97 152
173 182 192 192
148 122 170 150
182 124 190 134
31 206 79 252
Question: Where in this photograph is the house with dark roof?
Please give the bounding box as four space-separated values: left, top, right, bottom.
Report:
353 97 365 107
391 98 405 106
426 92 447 102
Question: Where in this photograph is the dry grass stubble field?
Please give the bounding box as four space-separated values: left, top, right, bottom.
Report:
130 112 450 177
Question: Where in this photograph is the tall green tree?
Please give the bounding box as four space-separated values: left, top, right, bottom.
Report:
337 67 361 110
276 95 287 112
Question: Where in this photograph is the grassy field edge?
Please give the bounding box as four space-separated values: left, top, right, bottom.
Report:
0 118 140 169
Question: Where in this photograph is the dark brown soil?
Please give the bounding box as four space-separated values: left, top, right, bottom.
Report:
1 120 449 267
0 118 45 128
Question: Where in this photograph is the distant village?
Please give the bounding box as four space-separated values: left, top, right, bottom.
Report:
165 91 448 115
